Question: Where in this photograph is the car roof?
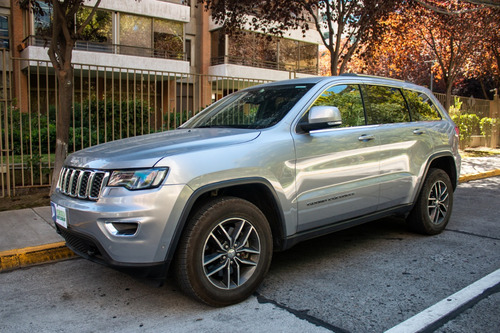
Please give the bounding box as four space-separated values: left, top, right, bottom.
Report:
253 74 431 95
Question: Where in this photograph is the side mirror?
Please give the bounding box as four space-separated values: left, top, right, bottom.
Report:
299 106 342 132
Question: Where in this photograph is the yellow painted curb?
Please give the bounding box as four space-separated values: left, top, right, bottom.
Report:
459 169 500 183
0 242 76 272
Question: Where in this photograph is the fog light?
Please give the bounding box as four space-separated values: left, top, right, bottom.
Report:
105 222 139 236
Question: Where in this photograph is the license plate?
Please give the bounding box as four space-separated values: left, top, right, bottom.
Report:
51 202 68 229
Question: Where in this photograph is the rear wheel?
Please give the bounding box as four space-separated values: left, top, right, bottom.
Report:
174 197 272 306
407 168 453 235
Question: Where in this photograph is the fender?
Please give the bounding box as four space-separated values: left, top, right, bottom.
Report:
409 151 459 209
162 177 289 269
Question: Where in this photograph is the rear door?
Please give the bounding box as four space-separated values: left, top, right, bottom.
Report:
363 85 437 209
293 83 381 232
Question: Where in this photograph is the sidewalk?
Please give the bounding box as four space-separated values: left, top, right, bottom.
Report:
1 156 500 272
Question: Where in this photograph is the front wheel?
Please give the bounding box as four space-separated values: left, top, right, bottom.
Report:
174 197 273 306
407 168 454 235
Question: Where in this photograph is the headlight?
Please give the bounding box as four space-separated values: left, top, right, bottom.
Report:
108 168 168 190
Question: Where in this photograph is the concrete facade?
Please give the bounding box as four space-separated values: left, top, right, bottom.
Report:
8 0 320 78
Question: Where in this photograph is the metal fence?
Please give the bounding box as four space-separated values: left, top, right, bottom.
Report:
434 92 492 118
0 52 271 197
1 50 498 197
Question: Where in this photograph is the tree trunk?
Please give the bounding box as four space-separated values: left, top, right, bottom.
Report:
330 48 338 76
50 68 73 194
444 81 453 111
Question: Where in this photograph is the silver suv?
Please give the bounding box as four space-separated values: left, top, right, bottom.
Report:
51 75 461 306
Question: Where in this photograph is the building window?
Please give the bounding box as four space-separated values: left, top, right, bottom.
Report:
119 14 152 56
212 29 318 74
76 8 112 44
226 32 279 69
227 32 255 65
211 29 225 64
299 42 318 74
31 4 185 61
279 38 298 71
0 16 8 49
33 1 52 38
185 39 191 64
119 14 184 59
153 18 184 59
255 36 278 68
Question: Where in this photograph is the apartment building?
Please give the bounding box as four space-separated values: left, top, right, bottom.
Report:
3 0 321 129
0 0 321 193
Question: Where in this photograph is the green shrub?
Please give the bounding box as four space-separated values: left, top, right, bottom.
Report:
2 99 159 157
480 117 498 145
164 109 194 129
451 113 480 148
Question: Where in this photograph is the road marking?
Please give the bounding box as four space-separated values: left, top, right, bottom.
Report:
385 268 500 333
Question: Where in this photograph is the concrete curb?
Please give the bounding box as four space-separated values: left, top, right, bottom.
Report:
0 242 76 272
1 169 499 273
459 169 500 183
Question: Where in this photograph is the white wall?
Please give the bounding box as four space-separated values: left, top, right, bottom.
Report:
208 64 316 81
22 46 190 73
85 0 190 22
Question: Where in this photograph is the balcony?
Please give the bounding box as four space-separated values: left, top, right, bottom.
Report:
20 35 190 73
211 56 318 75
23 36 186 61
209 55 318 81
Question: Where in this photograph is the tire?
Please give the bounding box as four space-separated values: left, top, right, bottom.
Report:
174 197 273 306
407 168 454 235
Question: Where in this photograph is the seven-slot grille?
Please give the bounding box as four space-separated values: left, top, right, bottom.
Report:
58 167 109 200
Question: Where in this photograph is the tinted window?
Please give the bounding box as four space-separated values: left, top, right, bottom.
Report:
365 85 410 124
311 84 365 127
404 90 442 121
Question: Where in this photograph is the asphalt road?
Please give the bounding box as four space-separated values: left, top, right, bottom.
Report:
1 177 499 333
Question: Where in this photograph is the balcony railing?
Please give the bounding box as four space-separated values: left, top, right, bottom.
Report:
22 36 186 61
157 0 191 5
210 55 318 75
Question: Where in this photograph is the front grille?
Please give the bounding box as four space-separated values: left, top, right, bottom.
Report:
57 226 102 258
58 167 109 200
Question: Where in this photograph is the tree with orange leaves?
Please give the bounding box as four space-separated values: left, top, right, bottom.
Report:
356 1 492 110
199 0 398 76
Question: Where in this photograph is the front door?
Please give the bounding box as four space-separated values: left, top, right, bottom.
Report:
293 84 381 232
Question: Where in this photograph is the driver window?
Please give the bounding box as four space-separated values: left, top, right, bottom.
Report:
311 84 365 127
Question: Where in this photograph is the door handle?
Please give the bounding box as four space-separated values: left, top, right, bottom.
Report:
358 134 375 142
413 129 425 135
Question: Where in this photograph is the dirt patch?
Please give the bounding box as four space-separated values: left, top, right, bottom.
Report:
0 188 51 212
462 147 500 158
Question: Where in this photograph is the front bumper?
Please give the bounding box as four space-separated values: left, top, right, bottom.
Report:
50 183 191 267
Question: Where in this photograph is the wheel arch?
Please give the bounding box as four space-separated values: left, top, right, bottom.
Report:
164 178 287 268
410 152 459 210
426 153 459 191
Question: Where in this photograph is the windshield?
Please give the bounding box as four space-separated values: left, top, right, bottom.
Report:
182 84 314 129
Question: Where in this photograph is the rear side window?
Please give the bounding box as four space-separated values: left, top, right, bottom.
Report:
403 90 442 121
311 84 365 127
364 85 410 124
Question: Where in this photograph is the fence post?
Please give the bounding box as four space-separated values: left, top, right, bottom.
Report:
490 90 499 149
0 48 11 197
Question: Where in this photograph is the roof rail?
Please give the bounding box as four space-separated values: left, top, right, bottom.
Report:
339 73 406 82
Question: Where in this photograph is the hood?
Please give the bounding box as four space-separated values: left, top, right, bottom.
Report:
65 128 261 169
